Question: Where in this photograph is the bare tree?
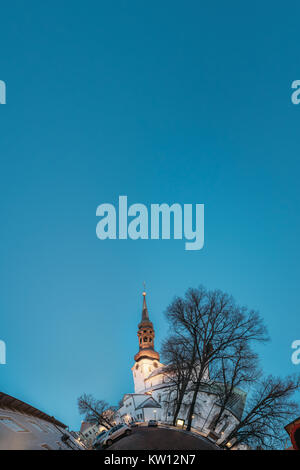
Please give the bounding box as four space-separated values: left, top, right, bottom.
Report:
77 393 114 430
165 286 268 431
211 342 260 431
161 336 197 426
221 375 300 449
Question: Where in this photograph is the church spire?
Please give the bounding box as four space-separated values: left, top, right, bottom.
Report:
134 288 160 363
141 290 149 322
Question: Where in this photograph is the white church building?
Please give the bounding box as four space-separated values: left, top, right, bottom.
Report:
118 291 247 446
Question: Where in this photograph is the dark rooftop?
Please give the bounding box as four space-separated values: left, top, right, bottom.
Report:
0 391 66 429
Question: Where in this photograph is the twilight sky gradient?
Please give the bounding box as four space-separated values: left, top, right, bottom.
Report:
0 1 300 430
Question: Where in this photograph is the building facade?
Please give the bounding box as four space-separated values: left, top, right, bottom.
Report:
118 291 246 446
79 421 106 448
0 392 83 450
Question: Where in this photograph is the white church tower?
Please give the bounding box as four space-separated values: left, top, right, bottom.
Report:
131 290 164 393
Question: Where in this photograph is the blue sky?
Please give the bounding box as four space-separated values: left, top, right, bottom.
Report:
0 1 299 430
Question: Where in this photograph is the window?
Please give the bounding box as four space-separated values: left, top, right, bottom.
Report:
158 394 161 403
0 417 28 432
149 338 152 342
209 415 219 430
45 424 55 433
144 337 148 342
220 421 229 433
27 420 46 432
220 415 229 433
41 444 53 450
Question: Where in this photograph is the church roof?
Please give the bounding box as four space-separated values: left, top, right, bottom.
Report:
222 389 247 420
135 396 162 410
144 361 247 421
135 349 160 362
198 383 247 420
123 393 146 399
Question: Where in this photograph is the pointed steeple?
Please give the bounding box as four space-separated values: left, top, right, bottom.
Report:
141 290 149 322
135 287 160 363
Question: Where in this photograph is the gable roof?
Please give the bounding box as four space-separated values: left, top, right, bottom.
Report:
122 393 147 403
135 396 162 410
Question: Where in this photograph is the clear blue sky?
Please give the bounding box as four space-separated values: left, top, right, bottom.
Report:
0 1 299 430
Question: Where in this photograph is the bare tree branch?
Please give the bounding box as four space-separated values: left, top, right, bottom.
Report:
77 393 115 430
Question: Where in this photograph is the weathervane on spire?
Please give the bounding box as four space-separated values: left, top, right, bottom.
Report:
143 281 146 296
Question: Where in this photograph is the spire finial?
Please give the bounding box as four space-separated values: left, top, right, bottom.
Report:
141 284 149 321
